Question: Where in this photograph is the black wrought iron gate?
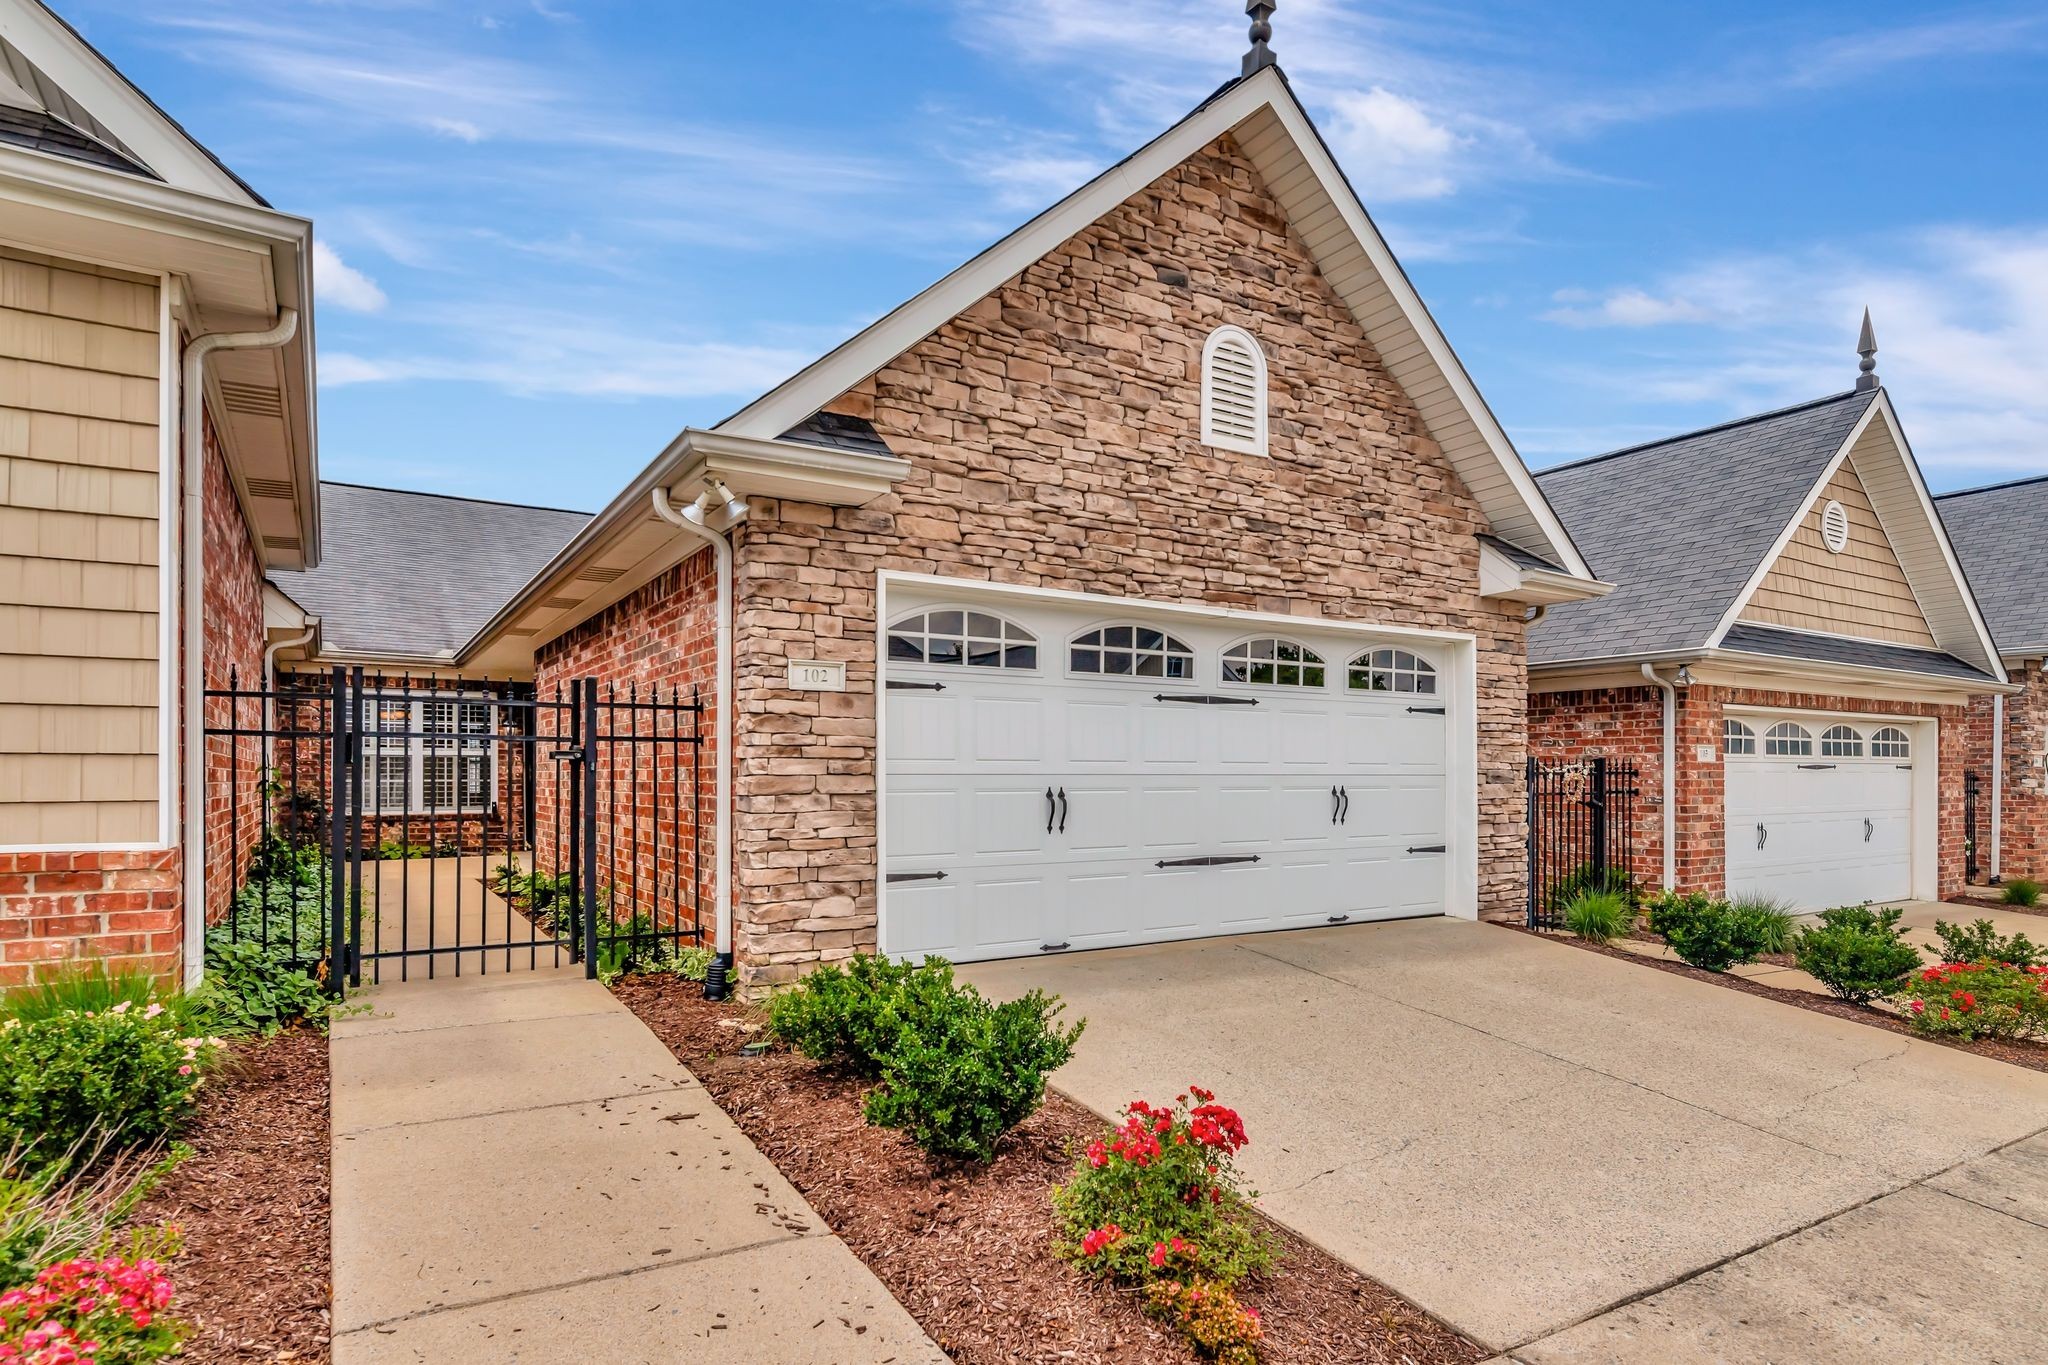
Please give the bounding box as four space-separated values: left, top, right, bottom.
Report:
1526 756 1642 929
203 665 704 989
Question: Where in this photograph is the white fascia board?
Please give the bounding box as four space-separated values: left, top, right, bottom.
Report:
0 1 254 203
1868 391 2006 683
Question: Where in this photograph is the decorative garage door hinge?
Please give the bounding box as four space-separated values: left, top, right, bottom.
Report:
1406 844 1447 854
1154 693 1258 705
1154 854 1262 868
1406 705 1447 715
885 871 948 884
885 680 946 691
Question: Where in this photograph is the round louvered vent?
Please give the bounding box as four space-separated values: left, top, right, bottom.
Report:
1820 499 1850 554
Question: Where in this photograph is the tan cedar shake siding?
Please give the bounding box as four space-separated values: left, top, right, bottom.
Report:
0 250 183 986
0 250 163 846
728 134 1529 991
1739 442 1937 648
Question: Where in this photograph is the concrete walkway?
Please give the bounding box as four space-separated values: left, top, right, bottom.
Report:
966 918 2048 1359
329 967 942 1364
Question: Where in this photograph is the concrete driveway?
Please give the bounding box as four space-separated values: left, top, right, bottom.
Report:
964 919 2048 1360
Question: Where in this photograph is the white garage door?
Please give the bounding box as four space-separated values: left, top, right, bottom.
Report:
881 594 1455 963
1724 714 1916 910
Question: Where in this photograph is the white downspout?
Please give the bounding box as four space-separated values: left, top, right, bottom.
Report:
1641 664 1677 891
262 622 318 770
1991 691 2005 883
650 485 735 997
180 309 300 988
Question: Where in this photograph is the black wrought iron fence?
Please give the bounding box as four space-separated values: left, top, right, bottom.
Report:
1965 769 1981 883
1526 756 1643 929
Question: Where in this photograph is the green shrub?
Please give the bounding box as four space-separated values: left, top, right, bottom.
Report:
862 983 1081 1161
1791 905 1922 1003
1895 961 2048 1041
1054 1089 1276 1292
0 1007 221 1167
1562 890 1633 943
0 1142 182 1287
1728 894 1801 955
2000 877 2043 908
766 955 923 1077
1145 1274 1264 1365
1647 890 1772 971
1933 917 2041 968
0 967 195 1031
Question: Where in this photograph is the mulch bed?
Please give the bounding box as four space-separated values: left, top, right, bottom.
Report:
1947 889 2048 920
134 1028 331 1363
613 975 1481 1365
1520 926 2048 1075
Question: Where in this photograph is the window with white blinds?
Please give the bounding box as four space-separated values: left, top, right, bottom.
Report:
1200 324 1268 455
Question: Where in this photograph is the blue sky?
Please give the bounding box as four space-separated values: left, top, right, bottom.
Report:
61 0 2048 511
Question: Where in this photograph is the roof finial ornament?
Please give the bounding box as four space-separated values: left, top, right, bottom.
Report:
1243 2 1278 76
1855 307 1880 392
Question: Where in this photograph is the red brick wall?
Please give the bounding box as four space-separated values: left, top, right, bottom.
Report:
723 134 1531 990
1964 660 2048 882
532 553 717 941
200 418 267 929
1531 681 1968 899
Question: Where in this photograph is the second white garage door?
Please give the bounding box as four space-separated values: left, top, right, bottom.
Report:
881 592 1457 963
1724 713 1916 909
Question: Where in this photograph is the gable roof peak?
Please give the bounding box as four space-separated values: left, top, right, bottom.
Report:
1537 389 1869 479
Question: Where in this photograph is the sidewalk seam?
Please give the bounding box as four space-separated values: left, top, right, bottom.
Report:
334 1080 703 1137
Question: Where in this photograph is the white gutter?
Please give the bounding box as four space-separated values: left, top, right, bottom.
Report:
1991 693 2005 882
649 485 735 997
180 308 299 988
261 621 318 770
1641 664 1677 890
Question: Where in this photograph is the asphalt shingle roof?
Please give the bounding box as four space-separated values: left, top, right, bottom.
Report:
778 411 894 456
1530 391 1877 665
0 104 153 178
269 483 591 659
1720 623 1996 683
1935 475 2048 655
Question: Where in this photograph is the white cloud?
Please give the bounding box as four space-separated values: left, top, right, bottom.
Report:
1538 226 2048 481
312 241 388 313
1324 88 1468 201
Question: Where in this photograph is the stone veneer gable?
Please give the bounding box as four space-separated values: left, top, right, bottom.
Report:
722 133 1532 991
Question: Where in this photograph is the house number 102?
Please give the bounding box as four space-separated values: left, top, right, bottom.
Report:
787 660 847 692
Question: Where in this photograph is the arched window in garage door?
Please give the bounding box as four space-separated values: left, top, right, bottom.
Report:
1346 647 1436 694
1764 722 1814 757
1068 624 1195 678
1870 726 1911 759
1723 719 1757 755
1221 637 1325 687
887 609 1038 669
1820 725 1864 758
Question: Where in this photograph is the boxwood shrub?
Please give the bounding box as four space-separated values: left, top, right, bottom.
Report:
0 1006 221 1168
1646 891 1773 971
1791 905 1922 1003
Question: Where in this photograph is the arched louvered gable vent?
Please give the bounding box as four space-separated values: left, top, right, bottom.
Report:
1200 325 1268 455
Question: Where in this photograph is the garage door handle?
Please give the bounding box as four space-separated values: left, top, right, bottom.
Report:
1339 785 1350 823
1407 844 1446 854
1865 818 1874 842
1797 763 1837 770
1040 941 1070 953
1154 693 1258 706
1758 822 1768 850
1156 855 1261 868
1407 705 1446 715
1332 786 1341 825
1046 787 1056 834
1057 787 1068 833
1327 914 1350 924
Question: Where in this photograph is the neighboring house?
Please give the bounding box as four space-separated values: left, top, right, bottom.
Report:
1934 476 2048 884
330 46 1608 993
1528 343 2010 911
0 0 317 985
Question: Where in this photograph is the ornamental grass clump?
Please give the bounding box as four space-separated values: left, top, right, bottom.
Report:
2002 877 2043 909
1056 1088 1276 1358
1561 890 1632 943
1896 962 2048 1042
1791 905 1923 1004
1727 894 1800 955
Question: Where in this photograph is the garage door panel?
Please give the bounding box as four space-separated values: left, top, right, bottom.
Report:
1726 713 1916 910
883 594 1457 962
